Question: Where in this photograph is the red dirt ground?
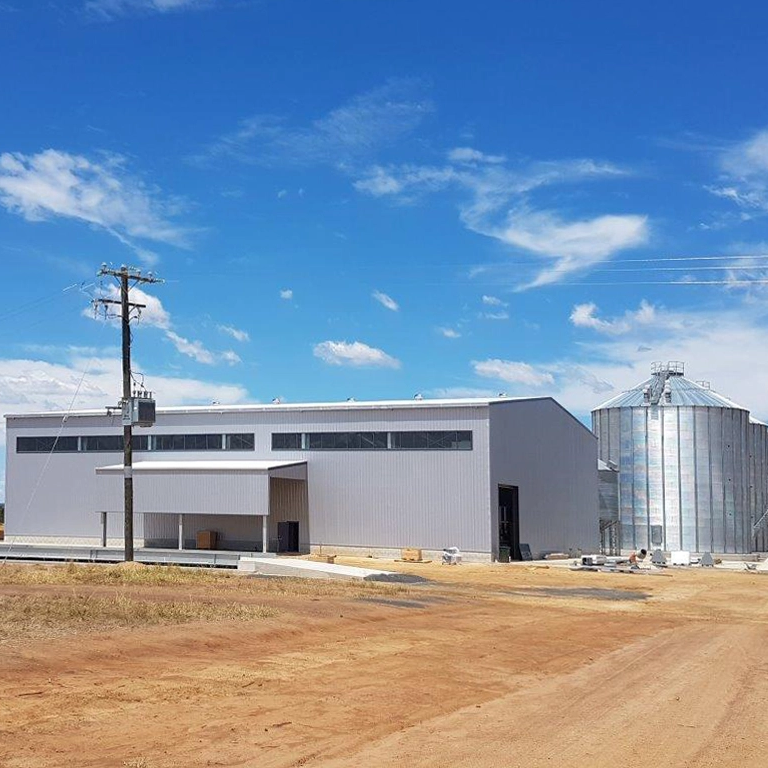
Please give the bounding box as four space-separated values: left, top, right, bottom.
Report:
2 560 767 768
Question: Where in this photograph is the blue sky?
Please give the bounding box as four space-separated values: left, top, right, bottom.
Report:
3 0 768 488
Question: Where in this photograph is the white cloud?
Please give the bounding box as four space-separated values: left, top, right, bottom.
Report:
0 150 188 261
429 387 501 398
464 299 768 421
354 154 645 287
220 350 242 366
313 340 401 369
447 147 506 165
218 324 250 343
165 332 242 366
165 331 216 365
481 311 509 321
372 290 399 311
279 288 293 300
277 189 288 199
0 354 249 447
569 300 659 335
710 129 768 215
482 295 507 307
479 209 649 289
437 327 461 339
87 286 239 366
85 0 212 18
88 284 171 329
192 80 432 168
473 359 555 387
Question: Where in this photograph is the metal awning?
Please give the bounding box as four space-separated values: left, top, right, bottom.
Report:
95 460 307 516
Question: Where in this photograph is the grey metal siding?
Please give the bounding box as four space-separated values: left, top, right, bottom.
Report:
489 399 598 558
6 406 492 554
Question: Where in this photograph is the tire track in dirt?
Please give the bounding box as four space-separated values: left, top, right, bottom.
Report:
314 623 768 768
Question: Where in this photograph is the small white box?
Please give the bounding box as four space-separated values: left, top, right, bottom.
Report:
670 550 691 566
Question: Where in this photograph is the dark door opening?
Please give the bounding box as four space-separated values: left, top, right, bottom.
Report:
277 520 300 553
498 485 521 561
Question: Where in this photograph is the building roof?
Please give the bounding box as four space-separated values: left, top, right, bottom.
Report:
95 460 306 473
593 371 748 411
6 396 546 420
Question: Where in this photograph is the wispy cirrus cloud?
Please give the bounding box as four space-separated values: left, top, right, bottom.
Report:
372 290 399 311
190 79 432 168
473 359 554 387
0 149 189 264
354 154 647 288
569 300 661 335
87 285 240 366
84 0 215 19
709 128 768 216
313 340 401 369
218 324 250 343
437 327 461 339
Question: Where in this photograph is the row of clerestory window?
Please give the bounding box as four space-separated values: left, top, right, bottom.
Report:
271 430 473 451
16 433 255 454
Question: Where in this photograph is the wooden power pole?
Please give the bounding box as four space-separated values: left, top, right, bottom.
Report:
94 265 162 561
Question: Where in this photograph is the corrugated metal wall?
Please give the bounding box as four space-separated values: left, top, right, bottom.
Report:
489 400 599 558
5 407 492 553
7 400 595 557
593 405 756 553
750 423 768 551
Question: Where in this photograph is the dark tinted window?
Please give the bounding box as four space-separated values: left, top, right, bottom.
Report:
226 433 255 450
17 436 79 453
154 434 223 451
391 430 472 450
272 433 301 450
82 435 123 452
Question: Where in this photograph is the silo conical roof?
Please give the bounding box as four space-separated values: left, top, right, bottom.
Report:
593 362 749 411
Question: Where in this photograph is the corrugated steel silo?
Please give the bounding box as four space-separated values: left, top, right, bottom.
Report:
592 362 759 554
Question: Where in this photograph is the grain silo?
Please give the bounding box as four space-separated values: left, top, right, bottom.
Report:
592 361 768 554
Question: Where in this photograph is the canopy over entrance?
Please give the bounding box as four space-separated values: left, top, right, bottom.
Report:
95 460 307 516
95 460 308 553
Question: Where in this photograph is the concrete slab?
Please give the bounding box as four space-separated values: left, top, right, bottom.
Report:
238 556 399 581
0 543 275 568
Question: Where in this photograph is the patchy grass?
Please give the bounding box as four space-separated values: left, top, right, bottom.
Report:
0 591 279 644
0 562 409 598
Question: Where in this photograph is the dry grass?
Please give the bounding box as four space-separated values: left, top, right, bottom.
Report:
0 591 279 644
0 561 409 598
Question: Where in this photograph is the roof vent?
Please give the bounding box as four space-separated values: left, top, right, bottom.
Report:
413 393 424 400
643 386 651 403
696 380 711 390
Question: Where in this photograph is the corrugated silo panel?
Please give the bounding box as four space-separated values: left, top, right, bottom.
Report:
694 408 712 552
609 410 621 466
663 407 681 550
722 411 737 553
679 409 697 550
621 408 638 549
710 408 726 552
646 407 664 549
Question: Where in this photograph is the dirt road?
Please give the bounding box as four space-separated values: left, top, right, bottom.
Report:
2 563 767 768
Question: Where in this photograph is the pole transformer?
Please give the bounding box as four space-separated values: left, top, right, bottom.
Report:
94 265 162 562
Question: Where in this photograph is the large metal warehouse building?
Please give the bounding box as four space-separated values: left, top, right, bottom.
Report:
593 362 768 554
5 396 598 562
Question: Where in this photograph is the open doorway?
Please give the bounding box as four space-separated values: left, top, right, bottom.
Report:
498 485 520 561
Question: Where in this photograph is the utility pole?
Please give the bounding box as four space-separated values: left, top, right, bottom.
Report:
94 265 162 561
